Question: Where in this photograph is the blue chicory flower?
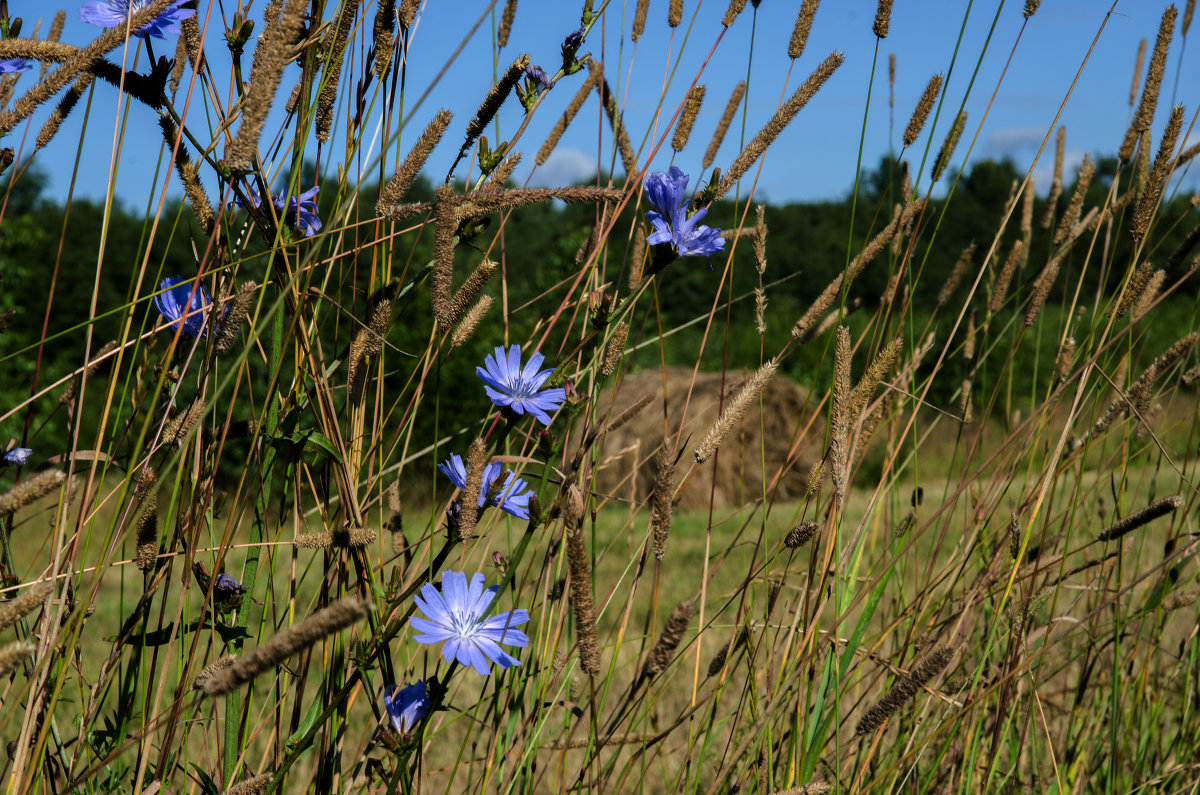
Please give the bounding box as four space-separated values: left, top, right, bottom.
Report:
384 681 431 735
526 64 552 91
211 572 247 612
562 26 585 52
476 345 567 427
644 165 725 263
437 453 533 520
234 185 322 237
80 0 196 40
0 59 32 74
154 276 214 338
410 570 530 675
1 448 33 467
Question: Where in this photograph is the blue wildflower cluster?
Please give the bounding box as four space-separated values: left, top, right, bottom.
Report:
232 185 323 238
644 166 725 265
80 0 196 40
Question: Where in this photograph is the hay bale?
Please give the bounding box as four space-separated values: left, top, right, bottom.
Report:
589 367 822 512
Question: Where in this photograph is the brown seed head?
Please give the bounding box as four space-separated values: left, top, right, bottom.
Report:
694 360 777 463
498 0 518 48
716 53 843 200
903 74 943 148
198 597 371 696
633 0 650 42
565 484 600 675
0 581 54 634
785 520 819 549
1023 0 1042 18
672 84 706 153
0 469 66 518
379 109 453 212
873 0 894 38
789 0 820 59
643 601 693 677
704 81 746 170
669 0 684 28
1099 495 1182 542
0 641 36 678
855 645 954 735
215 281 259 356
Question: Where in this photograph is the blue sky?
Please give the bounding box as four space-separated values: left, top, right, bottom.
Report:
11 1 1197 208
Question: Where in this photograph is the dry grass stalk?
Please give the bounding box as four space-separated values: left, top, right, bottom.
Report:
1130 38 1147 108
0 0 179 134
630 224 646 289
855 645 954 735
766 783 831 795
1007 513 1022 560
805 460 824 495
643 601 693 677
371 0 396 78
0 469 66 518
1055 337 1075 383
937 243 974 306
785 521 818 549
498 0 518 48
793 200 923 339
457 439 488 538
669 0 684 27
1099 496 1182 542
379 109 453 212
164 400 206 446
672 84 706 152
602 323 629 377
1052 154 1095 247
722 0 748 27
292 528 377 549
1150 333 1200 377
197 597 371 696
0 582 54 633
348 298 393 402
704 81 746 170
1133 269 1166 320
536 68 599 166
716 52 843 199
1131 104 1184 241
157 115 214 232
789 0 820 59
932 111 966 183
849 336 902 419
192 655 236 692
227 0 307 171
215 281 259 356
1112 261 1154 322
753 205 768 331
1122 6 1176 160
694 360 778 463
1023 261 1058 327
564 484 600 675
1134 7 1176 134
873 0 894 37
595 66 638 176
903 74 943 148
1182 361 1200 385
35 72 92 152
1164 586 1200 611
456 186 623 220
830 327 852 501
222 774 274 795
399 0 419 25
1042 126 1066 228
135 498 159 573
633 0 650 42
0 641 36 678
651 442 676 560
603 393 653 435
485 151 522 188
181 15 204 74
451 296 493 348
1023 0 1042 17
434 259 496 329
463 54 530 155
959 378 974 423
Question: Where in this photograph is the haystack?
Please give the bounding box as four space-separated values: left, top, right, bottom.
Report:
588 367 823 512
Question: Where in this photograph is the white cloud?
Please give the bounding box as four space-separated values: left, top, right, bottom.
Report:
525 147 597 187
